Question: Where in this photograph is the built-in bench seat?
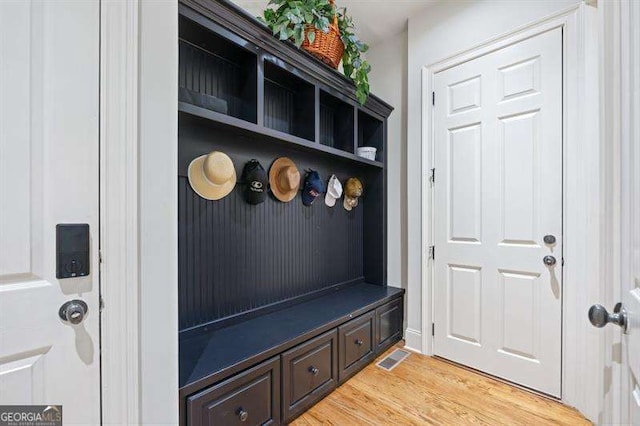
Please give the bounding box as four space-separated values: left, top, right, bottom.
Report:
180 282 403 389
179 282 404 424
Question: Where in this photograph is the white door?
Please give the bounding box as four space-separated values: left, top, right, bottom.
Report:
0 1 100 424
433 28 563 396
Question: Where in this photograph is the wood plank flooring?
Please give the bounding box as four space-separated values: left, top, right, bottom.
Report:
293 344 590 426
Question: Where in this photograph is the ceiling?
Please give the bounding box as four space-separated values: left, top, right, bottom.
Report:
229 0 437 47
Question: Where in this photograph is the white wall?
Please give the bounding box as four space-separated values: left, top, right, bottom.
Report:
405 0 580 352
366 30 408 315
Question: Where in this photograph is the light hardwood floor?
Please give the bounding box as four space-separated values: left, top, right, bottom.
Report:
293 343 590 426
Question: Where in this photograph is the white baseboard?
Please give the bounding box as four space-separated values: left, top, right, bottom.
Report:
404 327 423 353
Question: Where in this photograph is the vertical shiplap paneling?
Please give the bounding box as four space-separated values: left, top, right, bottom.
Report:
178 177 364 330
264 79 295 135
320 104 335 147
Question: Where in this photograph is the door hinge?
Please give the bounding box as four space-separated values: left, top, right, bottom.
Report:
432 323 435 336
429 168 435 185
99 296 105 312
428 245 435 260
432 91 435 106
99 250 103 263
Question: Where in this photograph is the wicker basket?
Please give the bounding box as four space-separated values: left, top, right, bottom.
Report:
301 1 344 69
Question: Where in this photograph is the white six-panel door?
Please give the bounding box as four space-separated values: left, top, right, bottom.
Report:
433 28 563 397
0 1 100 423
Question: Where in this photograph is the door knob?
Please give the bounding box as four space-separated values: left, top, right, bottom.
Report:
543 255 557 266
588 303 627 332
59 299 88 325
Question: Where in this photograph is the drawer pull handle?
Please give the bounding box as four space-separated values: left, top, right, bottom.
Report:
355 339 364 346
237 408 249 422
309 366 319 375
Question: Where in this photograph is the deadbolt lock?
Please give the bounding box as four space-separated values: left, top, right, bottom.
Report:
59 299 88 325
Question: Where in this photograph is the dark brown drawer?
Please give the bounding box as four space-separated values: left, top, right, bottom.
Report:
376 298 403 352
281 329 337 423
187 357 280 426
338 311 375 383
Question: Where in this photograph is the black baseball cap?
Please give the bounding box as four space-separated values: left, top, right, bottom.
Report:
241 159 268 204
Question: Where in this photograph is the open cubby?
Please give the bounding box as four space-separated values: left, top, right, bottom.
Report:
320 90 355 153
263 60 315 141
179 15 257 123
358 110 385 162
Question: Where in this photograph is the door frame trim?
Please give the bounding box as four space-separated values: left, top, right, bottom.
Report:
99 0 140 423
419 3 605 420
611 0 638 423
99 0 179 424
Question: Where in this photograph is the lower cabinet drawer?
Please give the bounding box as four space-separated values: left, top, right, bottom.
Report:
281 329 338 423
187 357 280 426
338 311 375 383
376 298 403 352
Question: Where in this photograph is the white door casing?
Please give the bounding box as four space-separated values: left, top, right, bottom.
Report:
99 0 179 423
433 28 562 397
620 0 640 422
0 1 100 423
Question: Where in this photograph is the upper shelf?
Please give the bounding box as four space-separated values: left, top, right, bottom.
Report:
178 101 384 168
179 1 393 118
178 3 387 168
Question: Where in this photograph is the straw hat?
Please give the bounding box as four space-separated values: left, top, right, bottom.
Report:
269 157 300 202
188 151 236 200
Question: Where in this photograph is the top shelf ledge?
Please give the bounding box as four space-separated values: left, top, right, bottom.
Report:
178 101 384 169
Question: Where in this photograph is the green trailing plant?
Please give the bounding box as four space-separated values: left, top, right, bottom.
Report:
261 0 371 105
336 9 370 104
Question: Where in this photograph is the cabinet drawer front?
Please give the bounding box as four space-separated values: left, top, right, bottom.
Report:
290 341 332 403
376 298 403 352
338 311 375 382
187 357 280 426
282 329 338 422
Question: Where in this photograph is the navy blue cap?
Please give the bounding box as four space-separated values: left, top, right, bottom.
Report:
301 170 325 206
